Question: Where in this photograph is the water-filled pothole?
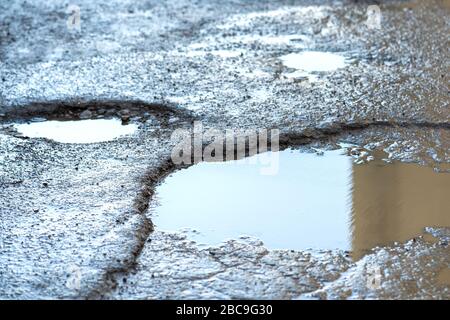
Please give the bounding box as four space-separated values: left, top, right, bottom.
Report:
280 51 348 82
13 118 137 143
151 146 450 259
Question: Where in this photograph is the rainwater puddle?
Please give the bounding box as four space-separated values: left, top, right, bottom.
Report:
280 51 348 82
152 147 450 259
13 118 137 144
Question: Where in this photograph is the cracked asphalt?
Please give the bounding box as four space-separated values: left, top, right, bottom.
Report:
0 0 449 299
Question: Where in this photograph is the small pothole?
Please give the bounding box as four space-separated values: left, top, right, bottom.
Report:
12 118 137 144
0 100 194 143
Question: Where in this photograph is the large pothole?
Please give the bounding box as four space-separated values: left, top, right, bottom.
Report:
150 144 450 260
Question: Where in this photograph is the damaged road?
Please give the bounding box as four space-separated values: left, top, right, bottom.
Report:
0 0 449 299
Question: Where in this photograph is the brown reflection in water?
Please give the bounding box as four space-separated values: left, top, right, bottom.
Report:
437 268 450 285
351 159 450 260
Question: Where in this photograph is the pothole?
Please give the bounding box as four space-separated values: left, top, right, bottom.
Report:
0 100 195 143
280 51 348 82
12 118 138 144
150 144 450 260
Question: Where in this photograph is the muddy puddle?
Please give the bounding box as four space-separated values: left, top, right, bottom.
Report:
280 51 348 82
13 118 137 143
151 146 450 260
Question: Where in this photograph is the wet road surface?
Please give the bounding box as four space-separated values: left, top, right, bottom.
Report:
0 0 449 299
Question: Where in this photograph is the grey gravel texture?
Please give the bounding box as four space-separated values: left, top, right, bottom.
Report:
0 0 449 299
